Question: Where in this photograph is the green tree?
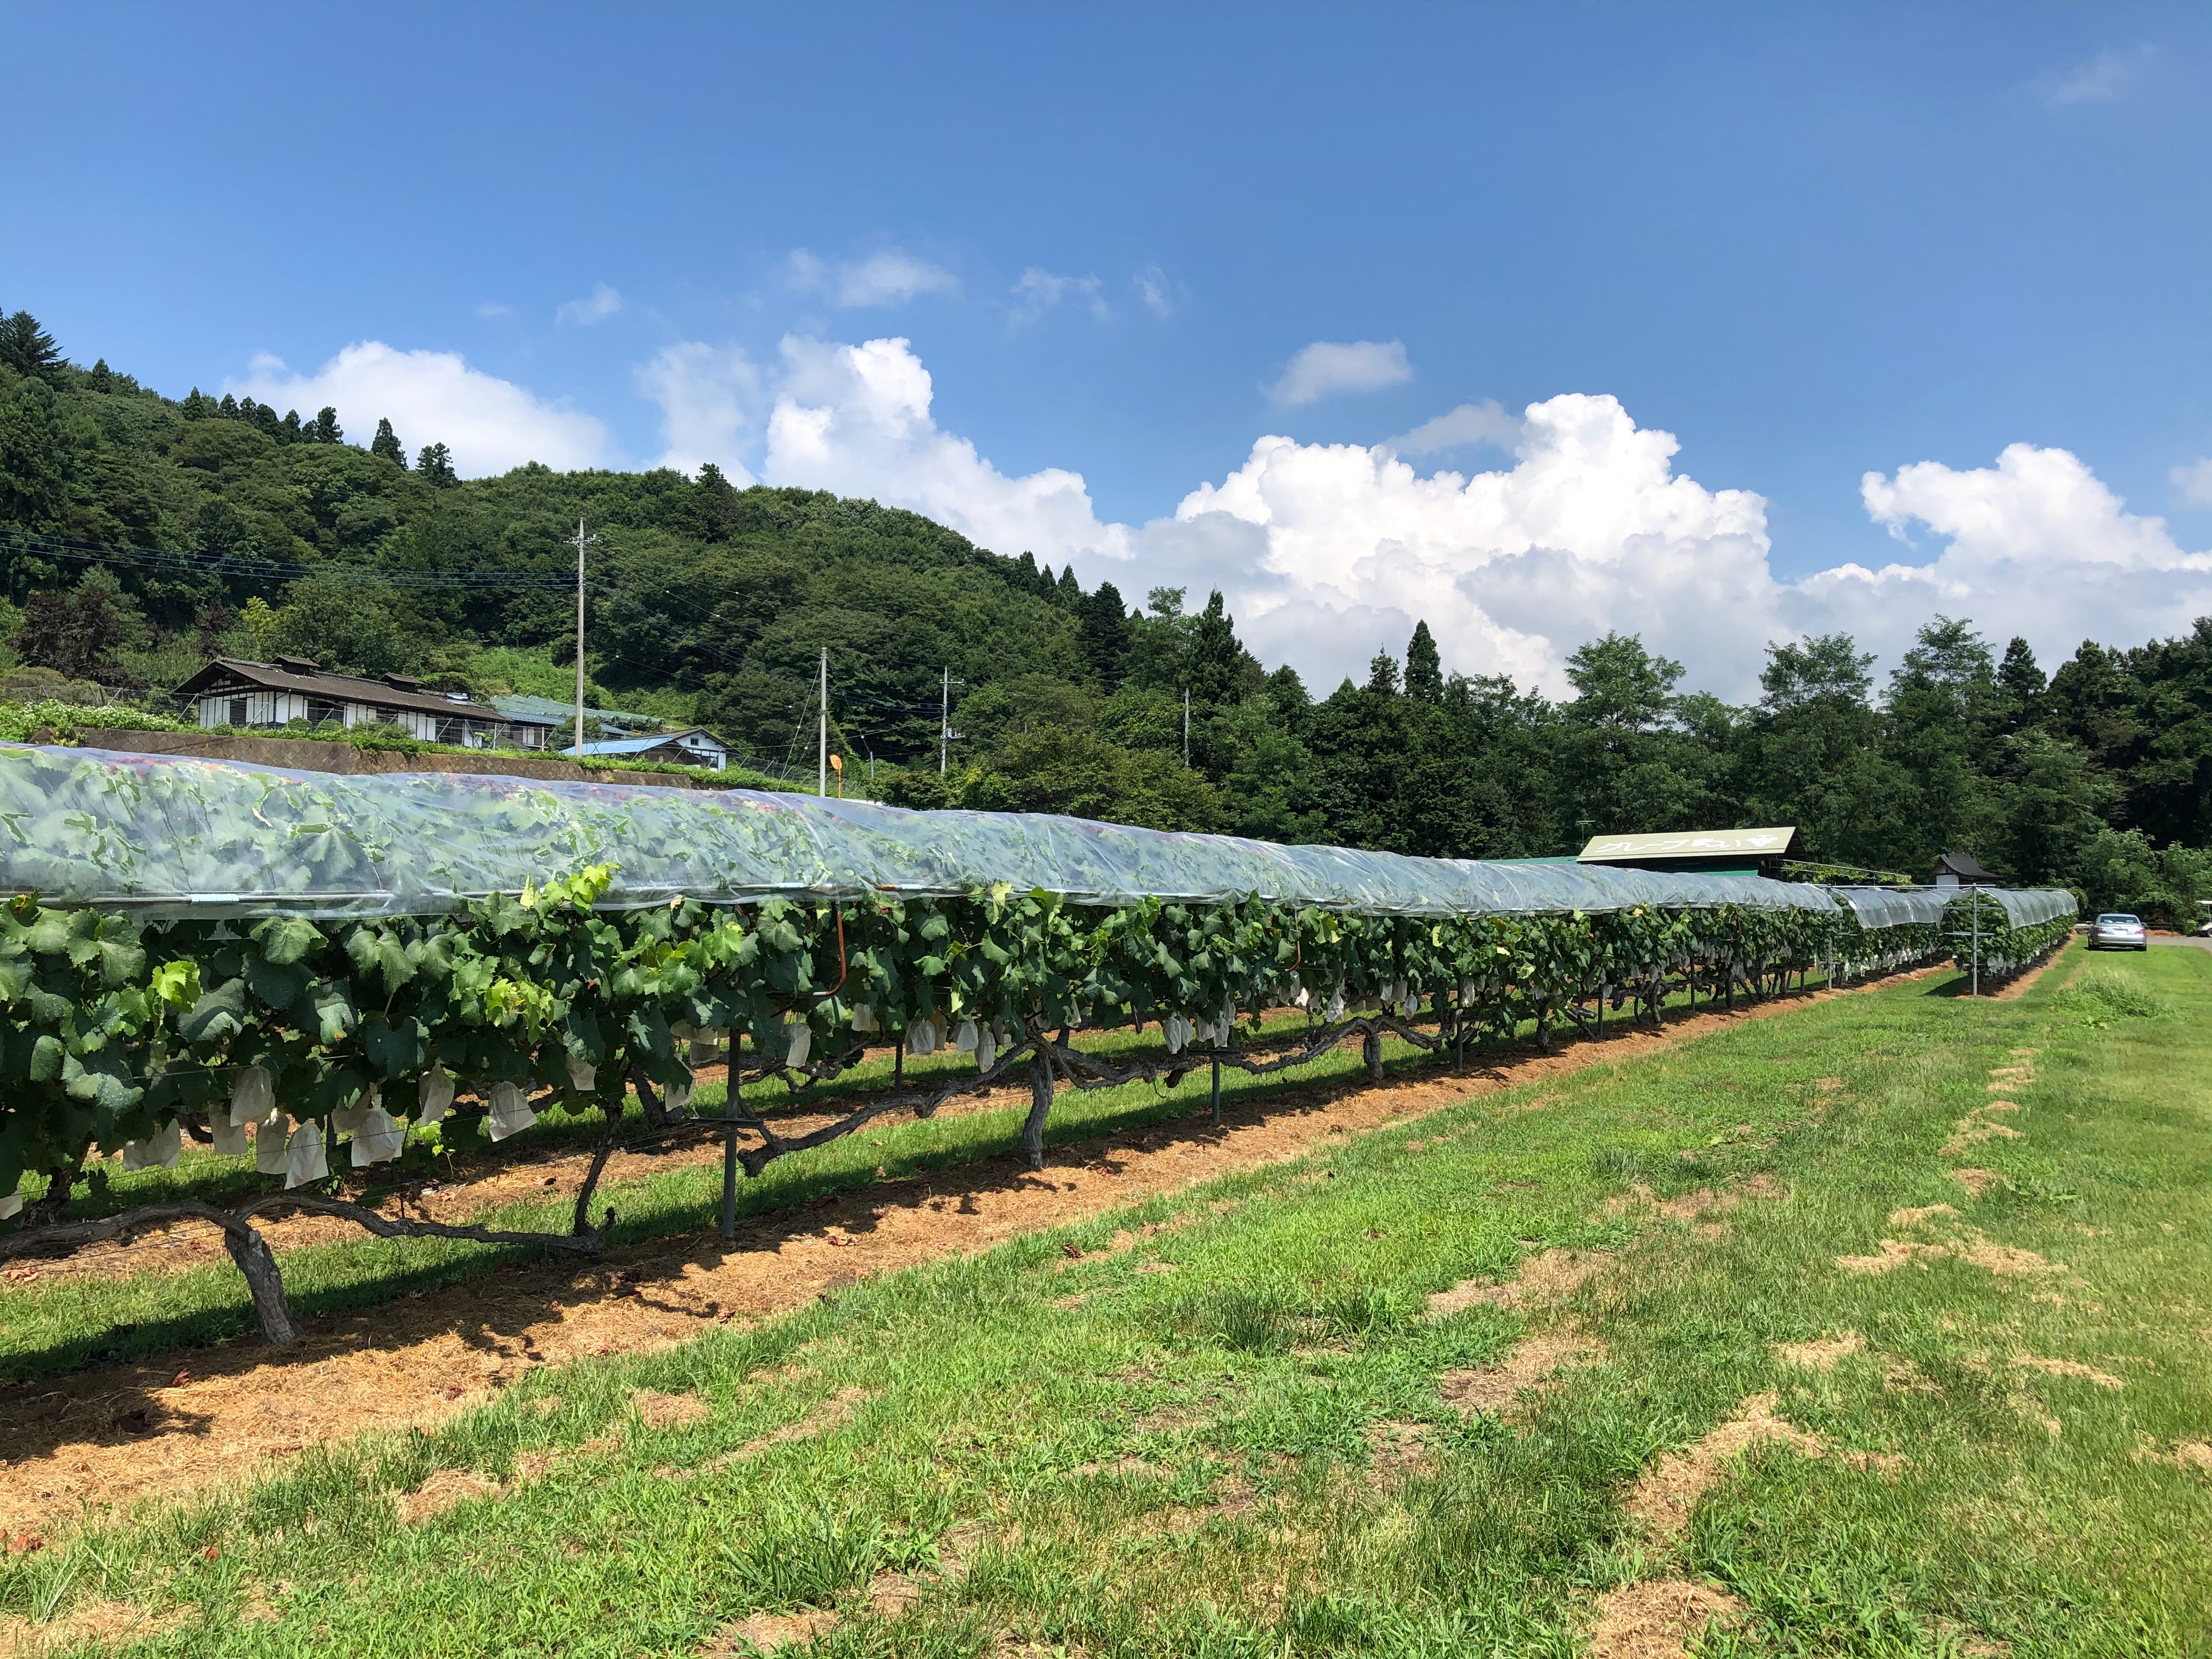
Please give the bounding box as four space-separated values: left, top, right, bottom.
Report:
370 418 407 468
1997 635 2045 732
0 380 70 534
1187 590 1246 709
311 407 343 445
1991 731 2112 885
1404 619 1443 703
415 443 458 487
1076 580 1131 689
1883 616 2005 870
1742 633 1906 871
0 312 63 382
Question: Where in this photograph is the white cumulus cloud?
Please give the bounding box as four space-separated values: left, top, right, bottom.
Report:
635 334 2212 698
760 336 1131 568
229 342 615 477
635 342 762 482
1268 340 1413 407
556 283 623 325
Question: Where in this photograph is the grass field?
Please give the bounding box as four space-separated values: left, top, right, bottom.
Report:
2 940 2207 1658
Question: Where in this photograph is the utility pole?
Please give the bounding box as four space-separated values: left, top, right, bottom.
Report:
941 667 950 776
567 518 597 757
818 647 828 797
1183 687 1190 766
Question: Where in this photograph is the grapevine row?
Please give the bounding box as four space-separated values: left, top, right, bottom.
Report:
0 855 2072 1346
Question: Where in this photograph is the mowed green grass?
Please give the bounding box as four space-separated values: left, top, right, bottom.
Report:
6 941 2210 1657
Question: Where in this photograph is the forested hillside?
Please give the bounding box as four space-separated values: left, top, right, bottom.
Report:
2 307 2208 919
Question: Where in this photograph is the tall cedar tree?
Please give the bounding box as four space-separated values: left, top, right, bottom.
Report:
1188 590 1244 707
370 417 407 468
1405 620 1444 702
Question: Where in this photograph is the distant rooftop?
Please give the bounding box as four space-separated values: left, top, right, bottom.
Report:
568 732 701 759
1578 827 1802 866
492 694 667 733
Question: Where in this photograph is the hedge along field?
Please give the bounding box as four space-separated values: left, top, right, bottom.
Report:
0 938 2200 1659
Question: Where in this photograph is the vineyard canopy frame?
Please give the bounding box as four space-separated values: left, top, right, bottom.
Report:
7 747 1847 922
0 747 2075 1346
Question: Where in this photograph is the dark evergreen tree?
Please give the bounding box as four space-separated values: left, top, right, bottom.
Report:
0 312 63 382
1997 635 2046 732
1077 580 1131 689
1054 565 1082 610
1188 590 1245 707
311 406 342 444
1404 619 1443 703
1366 648 1401 696
415 442 458 487
181 387 215 419
370 417 407 467
217 393 239 418
280 409 304 444
88 358 112 392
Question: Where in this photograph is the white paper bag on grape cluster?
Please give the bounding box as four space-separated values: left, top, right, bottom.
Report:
349 1104 406 1167
689 1030 724 1066
0 1186 21 1221
485 1081 537 1142
209 1099 251 1158
230 1066 276 1126
849 1002 879 1034
952 1018 979 1057
121 1119 182 1172
906 1017 939 1057
782 1017 811 1069
565 1053 596 1093
256 1113 293 1175
284 1120 329 1187
418 1063 454 1125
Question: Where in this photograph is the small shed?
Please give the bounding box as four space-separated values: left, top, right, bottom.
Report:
1930 850 1997 889
174 657 555 750
1576 826 1802 878
569 729 730 771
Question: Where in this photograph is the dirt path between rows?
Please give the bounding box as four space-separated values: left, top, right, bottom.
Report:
0 970 1955 1539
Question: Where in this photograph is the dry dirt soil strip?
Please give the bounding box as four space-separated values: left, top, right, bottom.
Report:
0 975 1931 1538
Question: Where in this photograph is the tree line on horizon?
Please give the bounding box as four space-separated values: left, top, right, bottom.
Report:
2 306 2207 923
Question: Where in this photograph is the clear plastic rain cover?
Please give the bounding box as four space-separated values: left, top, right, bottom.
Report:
1824 887 1954 929
4 745 1849 921
1974 888 2078 928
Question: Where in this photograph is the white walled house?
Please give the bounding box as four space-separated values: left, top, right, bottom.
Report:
571 728 730 770
173 657 556 751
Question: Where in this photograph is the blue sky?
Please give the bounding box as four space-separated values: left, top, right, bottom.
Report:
7 3 2210 694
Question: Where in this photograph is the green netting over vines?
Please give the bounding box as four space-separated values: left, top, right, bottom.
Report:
3 746 1847 922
